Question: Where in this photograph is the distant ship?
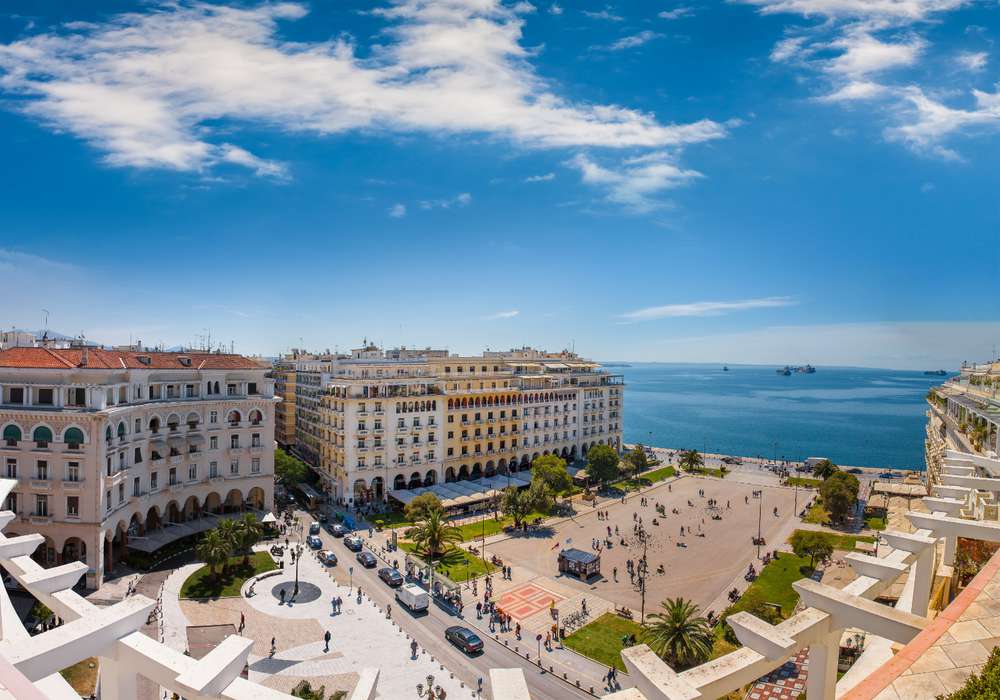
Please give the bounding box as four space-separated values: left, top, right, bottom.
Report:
777 365 815 375
777 366 792 376
723 365 729 372
796 364 816 374
923 369 947 376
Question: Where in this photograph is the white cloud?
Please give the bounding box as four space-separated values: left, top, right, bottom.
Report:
599 31 664 52
740 0 994 158
417 192 473 210
549 4 564 15
0 1 726 176
583 8 624 21
567 151 703 213
482 309 520 320
388 203 407 218
658 7 695 20
955 50 988 72
524 172 556 182
620 296 797 322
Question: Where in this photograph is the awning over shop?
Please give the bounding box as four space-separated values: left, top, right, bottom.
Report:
387 472 530 510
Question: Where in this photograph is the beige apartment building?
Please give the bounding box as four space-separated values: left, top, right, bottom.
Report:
0 346 276 588
282 345 622 506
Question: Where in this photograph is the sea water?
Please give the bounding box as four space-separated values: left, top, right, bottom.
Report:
617 363 947 470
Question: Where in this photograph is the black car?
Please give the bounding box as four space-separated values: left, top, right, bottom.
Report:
356 551 377 568
378 567 404 587
343 535 363 552
445 626 484 654
847 468 864 474
309 522 321 536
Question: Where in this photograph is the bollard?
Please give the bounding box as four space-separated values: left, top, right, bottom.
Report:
590 687 594 695
575 680 580 687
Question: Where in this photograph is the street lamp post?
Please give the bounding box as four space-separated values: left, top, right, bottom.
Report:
293 543 302 597
349 565 354 590
755 492 763 560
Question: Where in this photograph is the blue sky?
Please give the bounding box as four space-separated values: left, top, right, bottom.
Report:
0 0 998 368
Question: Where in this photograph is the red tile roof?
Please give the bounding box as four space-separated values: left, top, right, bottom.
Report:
0 347 266 370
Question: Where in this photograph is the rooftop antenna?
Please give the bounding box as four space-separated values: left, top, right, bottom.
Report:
41 309 49 333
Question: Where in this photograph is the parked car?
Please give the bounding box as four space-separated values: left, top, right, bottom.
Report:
343 535 363 552
319 550 338 566
796 464 813 473
396 583 430 612
306 535 322 549
847 468 864 474
318 513 329 523
331 523 347 537
378 567 404 587
356 551 377 568
445 626 484 654
309 522 321 536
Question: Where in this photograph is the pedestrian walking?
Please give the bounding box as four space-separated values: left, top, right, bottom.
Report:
270 638 276 658
410 639 418 659
239 611 245 633
324 630 331 652
613 566 618 582
279 588 286 605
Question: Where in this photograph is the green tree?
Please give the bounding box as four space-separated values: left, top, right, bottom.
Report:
970 423 989 452
642 598 714 670
678 449 704 472
811 459 839 480
274 448 309 485
789 530 834 569
234 513 263 566
196 530 232 579
586 444 620 485
625 445 650 477
531 454 572 495
940 646 1000 700
404 492 443 523
501 484 550 528
409 508 463 559
721 589 783 644
819 471 859 523
215 519 239 570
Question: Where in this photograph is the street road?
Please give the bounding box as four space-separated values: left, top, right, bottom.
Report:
300 510 599 700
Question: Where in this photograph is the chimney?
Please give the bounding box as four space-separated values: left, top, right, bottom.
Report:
80 347 89 367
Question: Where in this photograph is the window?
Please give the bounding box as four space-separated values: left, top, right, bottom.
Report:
229 459 239 474
3 424 20 446
210 411 218 424
5 459 15 478
5 492 16 513
118 483 124 503
33 426 53 448
35 494 48 517
447 447 454 456
169 468 177 485
230 435 240 449
66 462 79 482
36 461 48 480
9 387 24 404
36 388 54 406
447 415 454 423
188 464 197 480
210 436 218 450
252 433 261 447
397 454 405 464
150 472 158 490
251 457 260 474
67 496 79 517
134 447 142 463
133 477 140 497
210 461 218 478
248 382 257 395
105 491 111 511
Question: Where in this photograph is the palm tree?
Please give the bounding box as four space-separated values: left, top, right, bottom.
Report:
678 449 703 473
410 508 463 560
970 423 989 453
641 598 714 669
215 519 239 572
196 530 232 579
234 514 263 566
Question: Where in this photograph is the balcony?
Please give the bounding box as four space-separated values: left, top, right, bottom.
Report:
29 514 53 525
30 479 51 490
62 480 85 491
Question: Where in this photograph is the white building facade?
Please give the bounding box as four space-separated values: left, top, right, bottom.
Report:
0 347 276 588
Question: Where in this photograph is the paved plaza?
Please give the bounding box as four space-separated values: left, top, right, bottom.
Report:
487 475 801 616
161 547 475 700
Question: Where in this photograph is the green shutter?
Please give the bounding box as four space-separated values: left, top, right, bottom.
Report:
64 427 85 445
2 425 21 442
33 426 53 443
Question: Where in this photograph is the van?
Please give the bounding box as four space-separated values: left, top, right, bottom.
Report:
395 582 430 613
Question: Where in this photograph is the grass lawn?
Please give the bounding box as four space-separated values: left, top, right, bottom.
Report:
786 477 823 488
744 553 814 616
180 551 276 598
371 511 413 529
686 467 727 478
792 529 875 551
452 511 549 542
60 657 98 695
563 612 643 672
865 515 886 531
803 500 831 525
612 466 676 492
398 542 495 582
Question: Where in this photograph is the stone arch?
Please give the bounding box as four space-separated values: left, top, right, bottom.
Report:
471 463 482 480
424 470 437 486
1 421 22 445
165 414 181 432
458 464 470 480
148 415 162 434
370 476 384 501
182 494 201 520
393 474 406 490
166 500 182 523
408 471 422 488
62 537 87 565
33 535 57 567
498 458 508 475
186 412 201 430
146 505 162 530
203 493 221 515
249 409 264 426
445 467 456 483
224 489 243 512
227 410 242 426
485 460 496 478
353 479 368 502
62 425 86 447
247 486 266 509
32 424 54 446
128 511 144 537
519 455 530 470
